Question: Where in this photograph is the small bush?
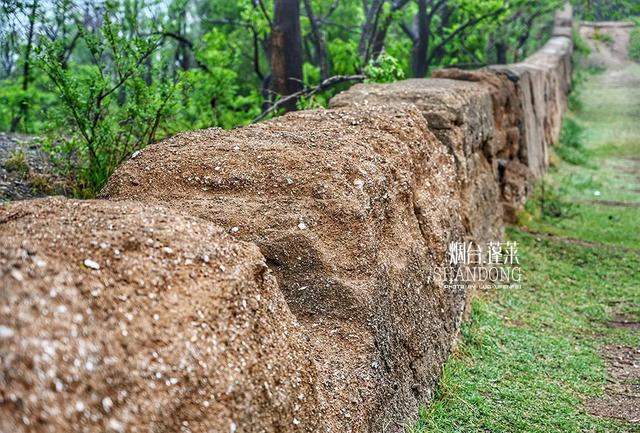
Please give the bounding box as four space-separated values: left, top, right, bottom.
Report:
568 91 583 112
3 149 29 175
573 29 591 59
592 28 614 45
567 30 601 114
29 173 53 195
557 117 589 166
36 10 181 195
524 180 575 221
364 52 405 83
629 26 640 62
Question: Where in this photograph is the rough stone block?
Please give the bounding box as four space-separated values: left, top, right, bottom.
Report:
0 198 320 433
330 78 503 243
102 106 466 432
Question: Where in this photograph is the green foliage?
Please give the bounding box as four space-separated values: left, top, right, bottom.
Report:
572 0 640 21
524 180 575 220
629 26 640 62
36 6 181 194
29 173 53 195
0 0 569 194
568 92 583 112
0 74 57 133
364 52 405 83
327 38 361 75
591 28 614 45
567 31 594 113
557 117 589 166
572 29 591 59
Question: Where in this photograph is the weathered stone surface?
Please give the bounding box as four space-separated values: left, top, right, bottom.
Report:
431 68 522 159
330 78 502 243
430 68 533 220
487 34 572 182
553 25 572 39
523 36 573 145
0 198 321 433
500 160 534 222
1 5 576 433
102 106 466 432
489 63 549 178
554 3 573 28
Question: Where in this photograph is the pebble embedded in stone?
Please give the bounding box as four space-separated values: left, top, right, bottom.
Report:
83 259 100 270
0 326 15 338
102 397 113 412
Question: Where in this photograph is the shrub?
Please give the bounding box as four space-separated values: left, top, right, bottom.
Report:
29 173 53 195
364 52 405 83
568 90 583 112
592 28 614 45
557 117 589 166
629 26 640 62
0 75 58 133
36 6 180 195
3 149 29 175
573 29 591 59
524 180 575 220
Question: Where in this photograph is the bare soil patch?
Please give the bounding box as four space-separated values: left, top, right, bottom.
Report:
583 199 640 208
609 312 640 330
585 345 640 424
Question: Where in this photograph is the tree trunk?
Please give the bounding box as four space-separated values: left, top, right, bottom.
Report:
10 0 38 132
270 0 303 112
370 0 411 60
370 12 393 60
495 41 508 64
358 0 385 64
411 0 429 77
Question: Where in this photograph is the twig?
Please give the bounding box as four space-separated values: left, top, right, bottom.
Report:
252 74 365 123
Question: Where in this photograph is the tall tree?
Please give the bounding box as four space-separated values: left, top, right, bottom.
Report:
358 0 385 63
270 0 303 111
303 0 329 79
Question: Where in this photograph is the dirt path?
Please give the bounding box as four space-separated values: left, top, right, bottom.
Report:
578 22 640 425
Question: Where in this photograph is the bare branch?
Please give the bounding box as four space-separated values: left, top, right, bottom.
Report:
252 74 365 123
319 0 341 24
400 21 416 41
426 6 506 66
255 0 273 28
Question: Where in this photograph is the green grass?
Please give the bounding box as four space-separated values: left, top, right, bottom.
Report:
592 29 614 46
629 26 640 62
416 55 640 432
556 116 589 166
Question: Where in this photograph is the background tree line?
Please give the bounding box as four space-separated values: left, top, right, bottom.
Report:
2 0 629 194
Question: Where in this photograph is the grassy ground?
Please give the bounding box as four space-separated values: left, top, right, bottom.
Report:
415 60 640 432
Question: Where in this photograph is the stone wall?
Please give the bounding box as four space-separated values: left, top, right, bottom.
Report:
0 5 574 433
